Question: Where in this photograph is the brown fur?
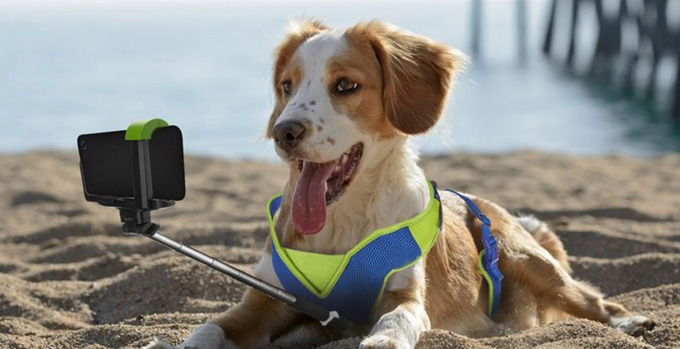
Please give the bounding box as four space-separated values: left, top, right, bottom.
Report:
459 195 634 330
325 48 391 138
346 21 465 135
529 222 572 273
210 288 303 348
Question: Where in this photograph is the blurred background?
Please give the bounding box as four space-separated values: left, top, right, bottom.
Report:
1 0 679 160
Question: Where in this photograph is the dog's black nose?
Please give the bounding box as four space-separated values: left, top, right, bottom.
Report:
273 120 307 150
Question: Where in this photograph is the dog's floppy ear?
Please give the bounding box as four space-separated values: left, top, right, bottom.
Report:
351 21 465 135
266 20 328 138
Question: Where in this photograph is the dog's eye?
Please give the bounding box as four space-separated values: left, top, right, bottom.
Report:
282 81 292 95
335 78 359 94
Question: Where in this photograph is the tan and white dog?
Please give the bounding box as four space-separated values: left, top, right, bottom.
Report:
148 20 655 349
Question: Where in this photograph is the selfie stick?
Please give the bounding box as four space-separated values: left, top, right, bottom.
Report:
80 119 351 331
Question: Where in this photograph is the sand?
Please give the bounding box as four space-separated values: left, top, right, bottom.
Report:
0 150 679 349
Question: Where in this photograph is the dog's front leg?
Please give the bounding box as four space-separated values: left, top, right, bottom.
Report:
360 291 430 349
209 288 302 348
360 264 430 349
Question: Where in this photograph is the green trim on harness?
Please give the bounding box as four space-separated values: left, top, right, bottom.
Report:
266 181 441 303
478 250 495 315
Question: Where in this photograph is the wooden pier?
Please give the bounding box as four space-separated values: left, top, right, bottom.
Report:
543 0 680 122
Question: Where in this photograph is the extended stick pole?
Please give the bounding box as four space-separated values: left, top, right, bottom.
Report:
149 231 295 303
147 230 351 330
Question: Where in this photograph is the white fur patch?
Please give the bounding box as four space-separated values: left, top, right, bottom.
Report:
141 339 175 349
386 260 425 292
253 252 281 287
517 215 546 234
609 315 654 335
361 306 425 349
181 323 230 349
143 323 233 349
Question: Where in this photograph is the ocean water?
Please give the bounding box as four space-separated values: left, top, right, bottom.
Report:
1 0 678 160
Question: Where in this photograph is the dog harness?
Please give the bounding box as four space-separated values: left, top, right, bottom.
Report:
266 181 503 324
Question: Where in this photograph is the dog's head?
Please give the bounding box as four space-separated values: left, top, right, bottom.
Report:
267 20 464 235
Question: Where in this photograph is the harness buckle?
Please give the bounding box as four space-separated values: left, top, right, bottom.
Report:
485 261 504 283
481 233 497 262
479 214 491 227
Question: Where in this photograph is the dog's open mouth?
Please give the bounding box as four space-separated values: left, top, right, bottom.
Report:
292 143 363 235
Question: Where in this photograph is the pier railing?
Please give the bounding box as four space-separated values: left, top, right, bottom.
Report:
543 0 680 122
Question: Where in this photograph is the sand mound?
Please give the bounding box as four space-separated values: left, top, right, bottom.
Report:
0 150 678 348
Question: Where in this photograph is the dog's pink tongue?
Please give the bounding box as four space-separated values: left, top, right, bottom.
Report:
292 161 336 235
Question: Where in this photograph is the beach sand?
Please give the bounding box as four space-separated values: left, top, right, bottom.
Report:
1 150 679 348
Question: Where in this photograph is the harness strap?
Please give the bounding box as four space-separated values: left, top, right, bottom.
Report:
431 181 443 231
445 190 503 317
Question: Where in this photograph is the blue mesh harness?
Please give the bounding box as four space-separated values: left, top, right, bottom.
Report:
268 182 503 324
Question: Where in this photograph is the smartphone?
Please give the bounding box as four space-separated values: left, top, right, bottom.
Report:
78 125 185 201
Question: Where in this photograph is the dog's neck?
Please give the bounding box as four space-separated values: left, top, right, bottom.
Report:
281 136 430 254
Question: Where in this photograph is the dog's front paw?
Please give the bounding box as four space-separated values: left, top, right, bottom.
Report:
142 339 176 349
141 323 230 349
140 338 204 349
610 315 656 336
359 334 410 349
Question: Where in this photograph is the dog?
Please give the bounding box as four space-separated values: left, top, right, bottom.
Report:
146 20 655 349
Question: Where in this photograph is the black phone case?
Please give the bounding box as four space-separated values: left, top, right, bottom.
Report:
78 126 185 201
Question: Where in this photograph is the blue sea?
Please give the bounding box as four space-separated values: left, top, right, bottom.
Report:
1 0 678 160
